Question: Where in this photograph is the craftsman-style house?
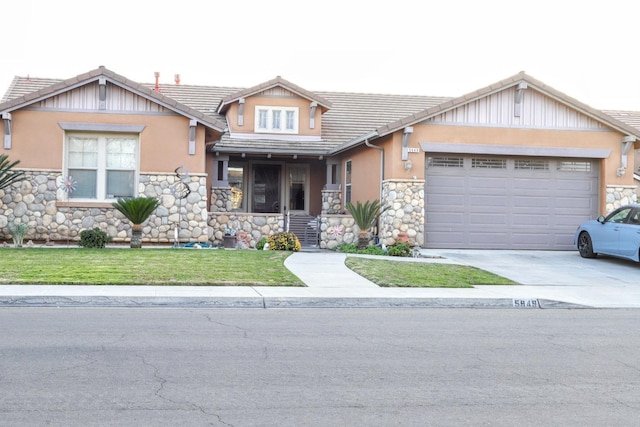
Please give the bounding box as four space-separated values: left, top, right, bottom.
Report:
1 66 639 249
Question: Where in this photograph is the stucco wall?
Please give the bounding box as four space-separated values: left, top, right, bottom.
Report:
2 110 207 174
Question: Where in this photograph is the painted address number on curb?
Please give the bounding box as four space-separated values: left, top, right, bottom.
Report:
513 299 539 308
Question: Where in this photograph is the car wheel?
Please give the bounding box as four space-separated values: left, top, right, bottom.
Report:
578 232 596 258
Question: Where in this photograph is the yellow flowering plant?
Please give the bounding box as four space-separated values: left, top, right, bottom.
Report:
266 231 301 251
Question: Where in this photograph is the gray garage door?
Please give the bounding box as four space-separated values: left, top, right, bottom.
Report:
424 155 599 250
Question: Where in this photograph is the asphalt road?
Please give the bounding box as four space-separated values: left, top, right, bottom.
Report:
1 308 639 426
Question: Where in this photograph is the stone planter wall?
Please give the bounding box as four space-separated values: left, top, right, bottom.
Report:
319 215 356 249
209 212 285 248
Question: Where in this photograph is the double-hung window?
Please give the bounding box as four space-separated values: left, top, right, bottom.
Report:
255 106 298 134
345 160 352 204
66 133 138 200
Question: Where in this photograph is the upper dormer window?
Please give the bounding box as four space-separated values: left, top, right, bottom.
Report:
255 106 298 134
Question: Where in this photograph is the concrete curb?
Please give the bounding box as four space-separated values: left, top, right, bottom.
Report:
0 296 592 309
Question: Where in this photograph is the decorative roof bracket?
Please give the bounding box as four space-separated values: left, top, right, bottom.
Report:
2 112 11 149
618 135 636 176
514 82 527 117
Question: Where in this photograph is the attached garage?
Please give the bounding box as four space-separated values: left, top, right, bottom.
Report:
424 153 600 250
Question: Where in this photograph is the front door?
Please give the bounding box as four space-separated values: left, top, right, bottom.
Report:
252 164 281 213
286 165 308 213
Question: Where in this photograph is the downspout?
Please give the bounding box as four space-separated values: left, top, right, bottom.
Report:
365 137 384 243
364 137 384 201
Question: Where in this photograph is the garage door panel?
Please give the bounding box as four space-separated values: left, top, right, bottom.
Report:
427 212 464 223
555 179 598 192
468 232 509 247
469 178 507 191
426 194 465 207
469 195 508 208
512 196 550 208
512 178 549 191
554 197 595 209
425 154 598 250
426 231 465 247
469 213 508 225
511 214 550 225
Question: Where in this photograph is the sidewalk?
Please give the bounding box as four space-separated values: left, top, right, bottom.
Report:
0 249 638 309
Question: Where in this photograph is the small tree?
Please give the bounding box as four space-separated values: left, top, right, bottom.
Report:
345 199 381 250
0 154 26 192
112 197 160 248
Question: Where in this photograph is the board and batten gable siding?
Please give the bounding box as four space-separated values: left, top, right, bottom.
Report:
424 86 608 130
29 81 176 114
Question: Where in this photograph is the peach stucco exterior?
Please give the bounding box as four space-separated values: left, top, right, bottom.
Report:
5 110 207 174
1 67 639 249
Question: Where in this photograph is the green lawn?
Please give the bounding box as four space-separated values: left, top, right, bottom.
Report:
0 248 517 287
0 248 303 286
344 257 517 287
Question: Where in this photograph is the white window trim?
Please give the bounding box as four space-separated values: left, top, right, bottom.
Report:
345 160 352 204
254 105 299 134
63 131 140 202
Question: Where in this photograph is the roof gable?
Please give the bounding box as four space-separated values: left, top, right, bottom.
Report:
0 66 227 132
374 71 640 140
217 75 333 114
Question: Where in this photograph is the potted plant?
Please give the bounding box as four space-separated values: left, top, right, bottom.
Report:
112 197 160 248
345 199 381 250
223 226 237 249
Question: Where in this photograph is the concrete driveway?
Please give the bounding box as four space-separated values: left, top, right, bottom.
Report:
428 249 639 287
416 249 640 308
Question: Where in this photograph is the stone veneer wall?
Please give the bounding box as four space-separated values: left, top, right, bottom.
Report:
379 179 425 247
209 212 284 248
321 189 343 215
210 187 234 212
319 215 356 249
605 185 638 213
0 170 209 244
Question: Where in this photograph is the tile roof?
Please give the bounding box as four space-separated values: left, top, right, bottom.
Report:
1 72 449 154
0 67 227 132
372 71 640 141
2 69 639 156
602 110 640 133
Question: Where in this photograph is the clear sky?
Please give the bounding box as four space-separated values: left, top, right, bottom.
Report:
2 0 639 111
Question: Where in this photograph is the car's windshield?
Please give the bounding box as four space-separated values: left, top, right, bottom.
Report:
606 207 633 223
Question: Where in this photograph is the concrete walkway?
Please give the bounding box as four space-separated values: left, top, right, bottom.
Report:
1 249 639 309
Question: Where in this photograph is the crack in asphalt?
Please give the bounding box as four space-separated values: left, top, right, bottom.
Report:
139 355 234 426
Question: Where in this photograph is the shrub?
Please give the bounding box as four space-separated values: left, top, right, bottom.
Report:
334 243 386 256
8 222 28 247
360 245 387 256
387 242 412 257
79 227 112 249
256 237 267 250
334 243 359 253
266 232 301 252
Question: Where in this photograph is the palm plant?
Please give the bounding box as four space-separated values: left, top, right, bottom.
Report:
0 154 26 192
345 199 381 249
112 196 160 248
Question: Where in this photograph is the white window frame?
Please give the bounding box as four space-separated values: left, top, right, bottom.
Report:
64 132 140 202
345 160 352 204
254 105 298 134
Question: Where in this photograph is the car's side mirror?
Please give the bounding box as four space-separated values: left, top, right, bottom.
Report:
597 215 606 224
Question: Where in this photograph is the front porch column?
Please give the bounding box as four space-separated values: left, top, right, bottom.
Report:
213 155 229 187
379 179 425 247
